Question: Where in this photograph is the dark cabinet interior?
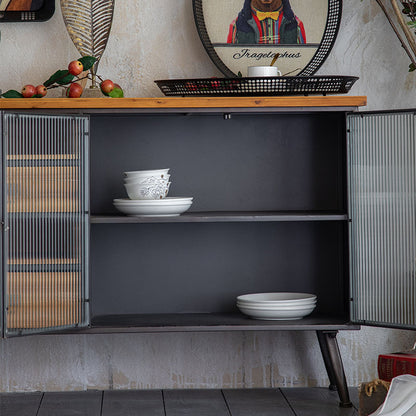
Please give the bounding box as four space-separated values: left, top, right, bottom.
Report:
90 221 347 317
89 112 350 323
90 113 346 213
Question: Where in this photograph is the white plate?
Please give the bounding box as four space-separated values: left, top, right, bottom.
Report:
237 304 316 320
114 199 192 217
236 301 316 310
114 197 193 205
237 292 317 304
236 299 317 308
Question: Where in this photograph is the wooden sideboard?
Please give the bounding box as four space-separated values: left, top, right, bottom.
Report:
1 96 384 407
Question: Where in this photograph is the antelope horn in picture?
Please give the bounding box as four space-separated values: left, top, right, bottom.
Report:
60 0 115 88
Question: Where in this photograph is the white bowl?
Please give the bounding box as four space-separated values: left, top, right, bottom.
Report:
124 178 171 200
124 174 170 185
113 197 193 217
123 169 170 179
237 293 317 304
247 66 281 77
237 304 316 320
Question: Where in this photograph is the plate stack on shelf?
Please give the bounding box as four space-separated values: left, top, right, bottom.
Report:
236 292 317 320
113 169 193 217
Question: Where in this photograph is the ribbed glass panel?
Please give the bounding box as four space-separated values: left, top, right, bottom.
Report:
348 112 416 328
2 113 89 335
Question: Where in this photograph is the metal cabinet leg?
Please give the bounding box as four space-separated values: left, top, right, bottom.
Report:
316 330 352 408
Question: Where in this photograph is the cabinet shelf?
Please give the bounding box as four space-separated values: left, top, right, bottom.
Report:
7 154 79 161
7 154 80 168
90 211 348 224
8 258 79 265
84 313 360 333
8 264 81 273
8 258 81 272
8 211 84 217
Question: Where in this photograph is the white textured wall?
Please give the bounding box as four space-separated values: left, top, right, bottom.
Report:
0 0 415 393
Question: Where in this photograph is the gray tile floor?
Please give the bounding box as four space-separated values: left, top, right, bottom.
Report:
0 388 359 416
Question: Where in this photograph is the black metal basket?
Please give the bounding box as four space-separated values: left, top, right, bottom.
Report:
155 76 359 97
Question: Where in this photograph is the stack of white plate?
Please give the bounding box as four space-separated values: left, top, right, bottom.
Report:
113 168 193 217
236 292 317 320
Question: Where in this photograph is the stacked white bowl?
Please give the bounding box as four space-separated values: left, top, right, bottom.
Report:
113 168 193 217
236 292 317 320
123 168 171 200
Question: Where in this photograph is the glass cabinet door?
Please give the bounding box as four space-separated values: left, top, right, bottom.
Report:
1 113 89 336
348 111 416 329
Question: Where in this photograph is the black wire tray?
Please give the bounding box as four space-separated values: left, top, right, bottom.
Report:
155 76 358 97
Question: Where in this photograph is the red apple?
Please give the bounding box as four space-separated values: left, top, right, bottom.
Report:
108 83 124 97
36 85 47 97
66 83 83 98
100 79 115 95
68 60 83 76
21 84 36 98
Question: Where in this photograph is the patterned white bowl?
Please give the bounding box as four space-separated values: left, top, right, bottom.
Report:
123 169 170 179
124 174 170 185
124 178 171 200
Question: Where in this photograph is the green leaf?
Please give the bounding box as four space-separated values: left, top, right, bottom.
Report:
1 89 24 98
78 56 97 71
44 70 74 87
109 87 124 98
409 62 416 72
237 71 243 78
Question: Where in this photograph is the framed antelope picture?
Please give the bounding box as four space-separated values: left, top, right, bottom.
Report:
193 0 342 77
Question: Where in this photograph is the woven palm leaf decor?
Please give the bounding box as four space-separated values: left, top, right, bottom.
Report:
60 0 115 89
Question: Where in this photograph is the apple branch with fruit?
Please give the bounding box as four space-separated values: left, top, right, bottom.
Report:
0 56 124 98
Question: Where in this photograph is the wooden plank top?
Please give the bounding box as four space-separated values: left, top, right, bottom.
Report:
0 96 367 110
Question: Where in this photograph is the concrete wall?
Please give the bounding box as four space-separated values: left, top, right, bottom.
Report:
0 0 415 392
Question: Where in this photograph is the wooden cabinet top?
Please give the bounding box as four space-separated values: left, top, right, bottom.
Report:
0 96 367 111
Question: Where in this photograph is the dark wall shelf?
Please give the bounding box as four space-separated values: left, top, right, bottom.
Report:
85 313 359 333
90 212 349 224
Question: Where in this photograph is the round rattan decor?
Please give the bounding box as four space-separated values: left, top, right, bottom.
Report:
192 0 342 78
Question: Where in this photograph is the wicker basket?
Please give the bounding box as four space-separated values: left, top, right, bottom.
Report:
155 76 358 97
